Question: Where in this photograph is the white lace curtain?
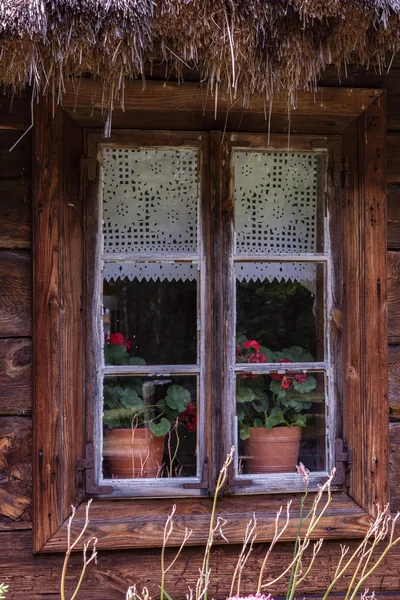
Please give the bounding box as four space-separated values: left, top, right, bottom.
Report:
102 148 319 287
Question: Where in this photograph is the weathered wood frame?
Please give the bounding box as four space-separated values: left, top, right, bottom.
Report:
86 131 212 497
33 85 387 553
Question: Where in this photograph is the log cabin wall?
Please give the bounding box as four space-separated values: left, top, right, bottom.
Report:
2 68 400 598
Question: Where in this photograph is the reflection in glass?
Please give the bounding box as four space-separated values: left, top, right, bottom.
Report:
236 262 324 360
236 372 326 475
103 267 198 365
102 375 197 479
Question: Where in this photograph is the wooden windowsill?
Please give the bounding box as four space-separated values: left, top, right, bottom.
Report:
39 492 370 553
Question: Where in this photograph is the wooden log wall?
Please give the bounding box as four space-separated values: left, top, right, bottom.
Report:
2 68 400 597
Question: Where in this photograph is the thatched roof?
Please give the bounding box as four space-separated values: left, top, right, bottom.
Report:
1 0 400 112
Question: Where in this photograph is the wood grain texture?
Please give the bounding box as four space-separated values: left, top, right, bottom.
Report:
388 135 400 183
0 417 32 528
0 338 32 414
390 422 400 512
33 103 84 552
0 178 31 249
4 530 400 599
61 80 382 116
0 92 31 130
0 251 31 337
388 252 400 344
342 96 389 515
388 185 400 249
389 346 400 419
43 493 370 552
0 131 31 180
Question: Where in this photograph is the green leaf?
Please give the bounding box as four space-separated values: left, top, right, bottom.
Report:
120 388 143 409
103 407 137 428
236 385 256 403
162 589 174 600
165 385 191 413
128 356 146 366
290 414 307 428
292 375 317 393
252 397 269 413
265 407 286 430
270 380 286 397
259 346 273 362
237 409 246 421
236 334 248 347
239 423 250 440
105 344 129 365
253 417 264 428
148 418 171 437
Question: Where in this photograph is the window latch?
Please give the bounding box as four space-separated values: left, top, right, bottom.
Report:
76 443 114 501
334 438 352 487
227 465 252 492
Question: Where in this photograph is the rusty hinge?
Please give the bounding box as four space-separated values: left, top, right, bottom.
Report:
227 464 252 492
183 459 209 489
334 158 350 189
80 156 97 182
76 443 114 501
334 438 352 487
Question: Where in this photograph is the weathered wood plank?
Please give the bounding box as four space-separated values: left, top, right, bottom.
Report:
388 252 400 344
61 80 381 117
389 346 400 419
390 422 400 512
0 417 32 528
0 178 31 249
33 103 84 552
0 338 31 414
342 96 388 515
0 91 31 131
388 134 400 183
43 493 370 552
4 530 400 599
0 251 31 337
388 185 400 249
0 131 31 180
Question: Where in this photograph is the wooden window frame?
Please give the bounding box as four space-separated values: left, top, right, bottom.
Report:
32 87 388 553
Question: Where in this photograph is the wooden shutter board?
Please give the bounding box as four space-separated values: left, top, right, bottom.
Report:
0 250 31 337
342 95 389 515
0 338 32 414
32 102 84 552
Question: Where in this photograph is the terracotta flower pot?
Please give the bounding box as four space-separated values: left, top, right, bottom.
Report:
103 428 165 478
243 426 301 474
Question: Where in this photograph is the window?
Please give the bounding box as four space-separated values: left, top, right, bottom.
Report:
33 90 388 553
91 133 335 497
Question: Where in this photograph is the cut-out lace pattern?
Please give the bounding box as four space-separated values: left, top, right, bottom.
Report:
103 148 199 254
235 151 318 255
104 262 198 283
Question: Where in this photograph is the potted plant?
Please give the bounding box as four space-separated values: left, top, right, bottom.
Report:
103 333 192 478
236 338 317 473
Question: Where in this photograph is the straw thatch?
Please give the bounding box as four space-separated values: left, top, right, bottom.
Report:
1 0 400 112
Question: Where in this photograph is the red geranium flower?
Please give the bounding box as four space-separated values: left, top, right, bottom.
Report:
106 332 132 350
243 340 260 353
294 373 307 384
179 401 197 432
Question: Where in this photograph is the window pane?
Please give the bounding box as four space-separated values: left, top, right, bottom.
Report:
102 148 199 254
234 151 322 254
103 263 198 365
236 262 324 360
102 375 198 479
236 372 326 475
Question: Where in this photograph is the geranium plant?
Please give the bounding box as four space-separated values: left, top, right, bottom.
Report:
103 333 193 436
236 337 317 440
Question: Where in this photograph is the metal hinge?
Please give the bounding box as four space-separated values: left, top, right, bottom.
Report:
334 438 352 487
183 459 210 489
76 443 114 501
334 158 350 189
80 155 97 182
227 465 252 492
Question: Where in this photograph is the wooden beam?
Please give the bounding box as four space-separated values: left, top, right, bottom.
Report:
61 80 382 117
32 102 84 552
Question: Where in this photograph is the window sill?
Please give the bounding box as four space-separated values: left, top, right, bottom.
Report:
39 492 370 553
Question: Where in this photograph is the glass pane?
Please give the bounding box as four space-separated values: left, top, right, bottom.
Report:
102 375 198 479
234 151 322 254
236 262 324 360
102 148 199 254
236 372 326 475
103 263 198 365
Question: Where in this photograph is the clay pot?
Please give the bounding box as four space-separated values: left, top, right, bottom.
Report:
243 426 301 474
103 428 165 478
